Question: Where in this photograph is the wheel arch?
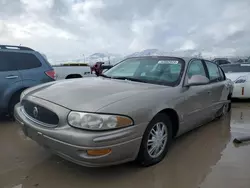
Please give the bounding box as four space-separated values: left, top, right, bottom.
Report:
8 87 28 105
154 108 180 138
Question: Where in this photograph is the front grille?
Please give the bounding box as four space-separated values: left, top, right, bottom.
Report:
22 100 59 125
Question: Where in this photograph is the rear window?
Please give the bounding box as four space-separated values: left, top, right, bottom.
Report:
0 51 42 71
221 64 250 73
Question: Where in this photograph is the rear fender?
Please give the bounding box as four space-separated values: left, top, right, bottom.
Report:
1 81 24 111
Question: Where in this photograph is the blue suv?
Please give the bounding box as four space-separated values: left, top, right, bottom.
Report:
0 45 55 118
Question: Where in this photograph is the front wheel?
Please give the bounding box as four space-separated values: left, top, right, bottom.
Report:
137 113 173 167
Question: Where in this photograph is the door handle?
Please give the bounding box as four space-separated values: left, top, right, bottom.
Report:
208 91 212 94
5 75 19 79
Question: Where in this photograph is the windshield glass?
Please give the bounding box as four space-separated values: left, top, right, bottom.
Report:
103 57 185 86
221 64 250 73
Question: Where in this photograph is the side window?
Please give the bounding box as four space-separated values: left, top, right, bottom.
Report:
187 60 207 79
0 52 16 72
205 61 221 82
5 52 42 70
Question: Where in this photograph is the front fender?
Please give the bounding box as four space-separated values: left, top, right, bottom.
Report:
97 90 182 125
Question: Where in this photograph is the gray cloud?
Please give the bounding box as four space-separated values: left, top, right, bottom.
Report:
0 0 23 19
0 0 250 61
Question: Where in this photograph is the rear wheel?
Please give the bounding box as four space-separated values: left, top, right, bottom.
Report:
8 91 22 120
217 94 232 118
137 113 173 167
227 94 232 112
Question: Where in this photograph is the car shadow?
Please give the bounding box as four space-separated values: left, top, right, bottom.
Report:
232 98 250 103
0 115 11 123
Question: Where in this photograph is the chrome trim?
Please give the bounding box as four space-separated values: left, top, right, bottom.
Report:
21 107 58 128
5 75 19 79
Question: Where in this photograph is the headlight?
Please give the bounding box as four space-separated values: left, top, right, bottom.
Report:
68 112 134 130
234 76 248 84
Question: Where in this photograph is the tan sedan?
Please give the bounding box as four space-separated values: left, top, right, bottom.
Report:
14 56 233 167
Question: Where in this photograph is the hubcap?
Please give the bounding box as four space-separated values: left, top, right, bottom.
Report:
147 122 168 158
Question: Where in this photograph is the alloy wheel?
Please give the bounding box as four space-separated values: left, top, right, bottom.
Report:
147 122 168 158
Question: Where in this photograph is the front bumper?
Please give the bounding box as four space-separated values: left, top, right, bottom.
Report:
14 103 145 167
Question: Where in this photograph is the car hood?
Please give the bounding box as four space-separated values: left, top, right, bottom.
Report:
29 77 166 112
225 72 250 81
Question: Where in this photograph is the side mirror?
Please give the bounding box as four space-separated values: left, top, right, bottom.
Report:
184 75 209 87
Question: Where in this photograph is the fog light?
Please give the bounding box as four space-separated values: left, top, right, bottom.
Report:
87 148 111 156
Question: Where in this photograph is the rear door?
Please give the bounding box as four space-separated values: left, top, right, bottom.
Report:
5 52 49 86
0 51 22 110
204 60 227 113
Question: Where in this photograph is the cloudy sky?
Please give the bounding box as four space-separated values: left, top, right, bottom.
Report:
0 0 250 61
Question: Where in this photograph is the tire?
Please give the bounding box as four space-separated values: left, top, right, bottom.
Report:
227 94 232 112
217 94 232 119
8 91 22 120
137 113 173 167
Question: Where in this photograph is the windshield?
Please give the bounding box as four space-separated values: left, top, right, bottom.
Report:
103 57 185 86
221 64 250 73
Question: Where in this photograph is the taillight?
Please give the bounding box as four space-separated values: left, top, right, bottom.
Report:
45 70 56 80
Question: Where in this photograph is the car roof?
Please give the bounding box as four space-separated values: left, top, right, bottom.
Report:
0 44 35 52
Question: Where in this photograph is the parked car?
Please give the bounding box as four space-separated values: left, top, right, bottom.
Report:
14 56 233 167
221 63 250 99
90 62 114 76
213 58 231 65
0 45 55 118
53 63 94 80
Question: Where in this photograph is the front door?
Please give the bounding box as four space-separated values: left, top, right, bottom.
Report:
180 59 212 133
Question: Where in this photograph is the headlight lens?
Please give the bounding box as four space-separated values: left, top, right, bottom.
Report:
235 76 248 84
68 112 133 130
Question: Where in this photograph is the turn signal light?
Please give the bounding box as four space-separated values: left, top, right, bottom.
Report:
242 87 245 95
87 149 111 156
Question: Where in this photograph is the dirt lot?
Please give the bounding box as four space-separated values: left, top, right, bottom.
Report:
1 102 250 188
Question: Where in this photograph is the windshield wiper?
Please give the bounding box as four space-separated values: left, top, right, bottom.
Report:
112 76 146 83
99 75 146 83
99 74 112 78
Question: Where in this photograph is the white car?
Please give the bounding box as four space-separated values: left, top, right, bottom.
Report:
221 64 250 99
